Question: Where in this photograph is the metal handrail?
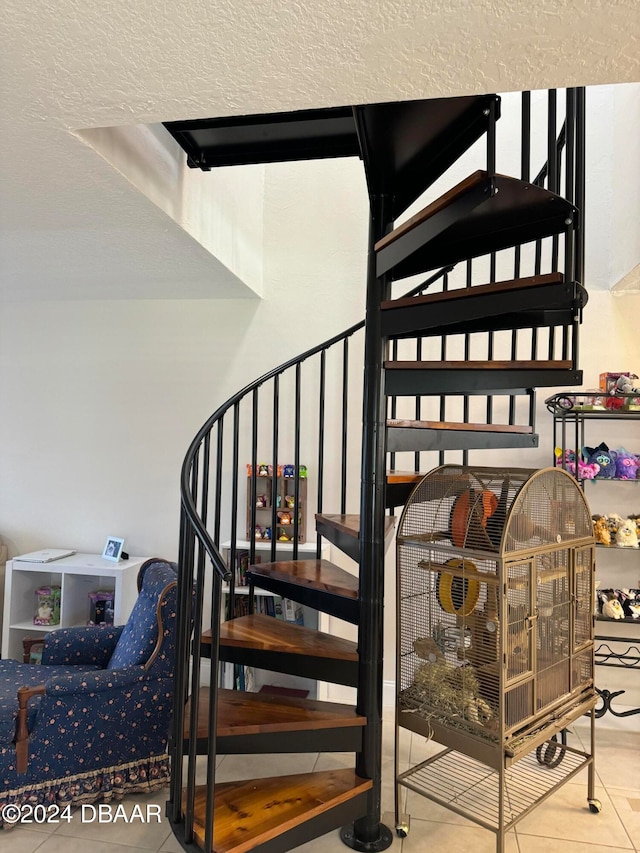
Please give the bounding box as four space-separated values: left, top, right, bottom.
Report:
178 263 456 577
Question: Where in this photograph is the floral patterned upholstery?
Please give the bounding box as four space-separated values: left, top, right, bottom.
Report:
0 558 179 824
107 561 176 675
0 659 101 746
41 625 124 667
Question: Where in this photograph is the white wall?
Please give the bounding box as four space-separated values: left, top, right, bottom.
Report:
586 83 640 292
78 123 267 298
0 157 368 560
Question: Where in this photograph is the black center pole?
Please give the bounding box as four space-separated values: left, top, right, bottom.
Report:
340 189 393 851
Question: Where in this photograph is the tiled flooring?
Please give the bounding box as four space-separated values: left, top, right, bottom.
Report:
1 711 638 853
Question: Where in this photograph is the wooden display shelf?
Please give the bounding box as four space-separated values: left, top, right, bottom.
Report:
247 469 308 543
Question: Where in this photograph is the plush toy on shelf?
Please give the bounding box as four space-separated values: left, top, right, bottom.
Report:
598 590 625 619
583 443 617 478
603 597 625 619
614 448 640 480
615 373 640 395
592 515 611 546
606 513 625 535
555 448 600 479
620 589 640 620
615 518 639 548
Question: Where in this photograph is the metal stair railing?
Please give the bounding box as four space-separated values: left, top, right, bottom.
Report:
168 258 453 849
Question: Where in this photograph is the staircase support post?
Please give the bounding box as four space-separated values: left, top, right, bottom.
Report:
340 192 393 851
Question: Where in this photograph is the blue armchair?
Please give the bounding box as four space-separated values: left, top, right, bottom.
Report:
0 558 178 822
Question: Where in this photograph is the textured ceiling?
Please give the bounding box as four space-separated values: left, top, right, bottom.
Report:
1 0 639 300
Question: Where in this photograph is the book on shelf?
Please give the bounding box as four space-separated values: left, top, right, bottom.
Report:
230 549 262 586
226 591 305 626
283 597 304 625
222 662 234 689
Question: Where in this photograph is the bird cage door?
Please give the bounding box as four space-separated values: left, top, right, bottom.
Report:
572 545 595 692
504 558 536 732
535 549 571 712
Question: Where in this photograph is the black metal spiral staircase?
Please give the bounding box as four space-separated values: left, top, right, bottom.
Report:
165 89 586 853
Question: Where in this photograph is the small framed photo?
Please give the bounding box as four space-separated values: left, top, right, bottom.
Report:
102 536 124 562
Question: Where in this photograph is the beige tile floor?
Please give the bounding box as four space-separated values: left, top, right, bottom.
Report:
0 711 637 853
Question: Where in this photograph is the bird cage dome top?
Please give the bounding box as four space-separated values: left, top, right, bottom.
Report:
397 465 593 557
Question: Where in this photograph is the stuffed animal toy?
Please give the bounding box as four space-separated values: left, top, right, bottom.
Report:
602 597 625 619
615 373 640 394
605 396 626 411
606 513 624 535
628 514 640 537
620 589 640 620
598 589 625 619
615 518 639 548
555 448 600 479
614 448 640 480
592 515 611 546
580 461 601 479
583 443 617 478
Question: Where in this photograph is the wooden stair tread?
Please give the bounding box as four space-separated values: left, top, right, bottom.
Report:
248 559 359 599
385 359 572 370
185 768 372 853
381 272 563 311
314 513 396 541
380 275 585 341
386 470 426 485
206 613 359 661
374 170 576 279
185 688 365 740
387 419 533 434
375 170 485 251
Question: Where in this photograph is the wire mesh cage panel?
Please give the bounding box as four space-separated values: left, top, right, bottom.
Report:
396 465 596 764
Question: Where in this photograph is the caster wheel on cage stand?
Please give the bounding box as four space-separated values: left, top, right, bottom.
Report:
395 823 409 839
393 812 410 838
588 799 602 814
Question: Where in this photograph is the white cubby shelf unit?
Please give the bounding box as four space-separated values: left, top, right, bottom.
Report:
1 553 146 661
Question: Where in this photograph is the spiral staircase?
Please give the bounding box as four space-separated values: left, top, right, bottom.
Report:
165 89 587 853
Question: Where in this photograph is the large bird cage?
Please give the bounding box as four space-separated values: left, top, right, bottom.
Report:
395 465 600 851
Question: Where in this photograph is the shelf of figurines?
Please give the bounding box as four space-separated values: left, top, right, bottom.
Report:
592 513 640 548
596 588 640 622
246 463 308 544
